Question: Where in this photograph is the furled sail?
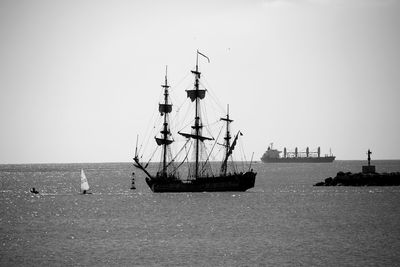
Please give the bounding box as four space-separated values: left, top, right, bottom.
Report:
228 131 242 157
186 89 206 102
222 131 242 168
159 103 172 114
155 137 174 146
80 169 89 191
178 132 214 141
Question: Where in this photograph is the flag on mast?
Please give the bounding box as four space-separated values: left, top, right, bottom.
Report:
197 50 210 63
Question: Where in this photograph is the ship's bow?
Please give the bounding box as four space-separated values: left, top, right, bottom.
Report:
240 171 256 191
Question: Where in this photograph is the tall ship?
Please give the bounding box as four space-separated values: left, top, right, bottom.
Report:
133 51 256 192
261 143 335 163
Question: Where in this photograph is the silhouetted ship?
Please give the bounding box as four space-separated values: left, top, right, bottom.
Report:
261 143 335 163
133 51 256 193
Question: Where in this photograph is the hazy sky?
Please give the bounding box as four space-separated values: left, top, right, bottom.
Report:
1 0 399 163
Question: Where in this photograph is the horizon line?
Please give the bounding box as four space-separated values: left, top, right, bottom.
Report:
1 159 400 165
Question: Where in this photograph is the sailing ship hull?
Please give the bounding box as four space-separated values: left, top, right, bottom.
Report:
145 171 256 193
261 156 335 163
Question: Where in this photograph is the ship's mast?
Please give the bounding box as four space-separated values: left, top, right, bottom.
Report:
220 105 233 176
193 53 201 179
178 51 212 179
155 66 173 177
162 67 169 175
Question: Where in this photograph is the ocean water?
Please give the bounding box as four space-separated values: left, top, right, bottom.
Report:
1 160 400 266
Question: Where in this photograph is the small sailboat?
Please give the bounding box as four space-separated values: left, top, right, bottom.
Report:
80 169 90 194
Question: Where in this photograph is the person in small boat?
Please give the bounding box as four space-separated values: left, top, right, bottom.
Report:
30 187 39 194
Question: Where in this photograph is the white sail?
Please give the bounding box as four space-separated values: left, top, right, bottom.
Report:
80 169 90 191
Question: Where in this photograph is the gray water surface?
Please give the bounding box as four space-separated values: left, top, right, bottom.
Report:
1 161 399 266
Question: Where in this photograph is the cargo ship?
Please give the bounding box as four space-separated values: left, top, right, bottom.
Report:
261 143 335 163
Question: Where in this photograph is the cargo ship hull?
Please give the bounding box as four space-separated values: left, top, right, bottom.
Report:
261 156 335 163
261 143 335 163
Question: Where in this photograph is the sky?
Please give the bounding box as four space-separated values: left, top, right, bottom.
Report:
0 0 399 163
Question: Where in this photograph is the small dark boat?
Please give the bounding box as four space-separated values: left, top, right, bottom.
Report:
30 187 39 194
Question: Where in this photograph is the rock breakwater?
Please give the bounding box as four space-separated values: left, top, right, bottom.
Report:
314 171 400 186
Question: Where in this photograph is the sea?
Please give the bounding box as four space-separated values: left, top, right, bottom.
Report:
1 160 400 266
